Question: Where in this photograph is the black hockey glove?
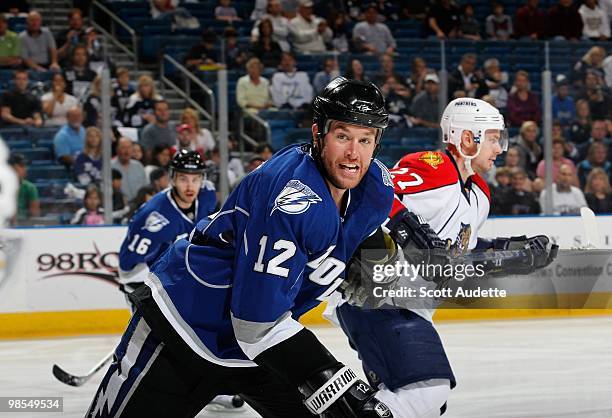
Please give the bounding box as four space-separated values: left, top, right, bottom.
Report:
468 235 558 276
387 209 450 286
341 228 400 308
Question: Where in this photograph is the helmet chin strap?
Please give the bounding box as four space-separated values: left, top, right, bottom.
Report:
454 139 482 177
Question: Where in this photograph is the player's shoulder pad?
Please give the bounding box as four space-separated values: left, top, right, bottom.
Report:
389 151 458 194
471 173 491 201
129 191 173 234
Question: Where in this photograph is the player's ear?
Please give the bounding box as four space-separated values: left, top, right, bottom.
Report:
311 123 318 141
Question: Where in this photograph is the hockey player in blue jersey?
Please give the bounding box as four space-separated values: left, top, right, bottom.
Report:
334 98 558 417
87 77 399 417
118 149 217 292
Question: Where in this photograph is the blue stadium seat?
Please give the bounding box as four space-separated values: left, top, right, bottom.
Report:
28 165 70 181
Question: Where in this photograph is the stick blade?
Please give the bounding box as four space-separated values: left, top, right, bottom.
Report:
580 207 603 249
52 364 87 387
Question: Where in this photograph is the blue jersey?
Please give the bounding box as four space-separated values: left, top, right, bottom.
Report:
147 144 394 367
118 184 217 284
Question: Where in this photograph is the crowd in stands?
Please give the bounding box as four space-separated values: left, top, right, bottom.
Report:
2 0 612 225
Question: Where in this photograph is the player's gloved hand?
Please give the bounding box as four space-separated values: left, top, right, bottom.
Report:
493 235 558 273
341 230 399 308
387 210 450 284
298 364 393 418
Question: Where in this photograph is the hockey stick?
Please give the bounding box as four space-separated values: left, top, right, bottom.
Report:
580 207 603 249
52 350 114 387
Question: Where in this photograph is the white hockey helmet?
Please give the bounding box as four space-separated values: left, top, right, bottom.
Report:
0 140 18 226
440 98 508 174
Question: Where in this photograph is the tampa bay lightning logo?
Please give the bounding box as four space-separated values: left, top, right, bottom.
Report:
373 159 393 187
271 180 322 215
142 211 170 233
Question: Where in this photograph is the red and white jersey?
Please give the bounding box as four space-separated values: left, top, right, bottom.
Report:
389 150 491 255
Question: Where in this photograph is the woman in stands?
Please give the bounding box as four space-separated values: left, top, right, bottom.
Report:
344 58 368 82
585 168 612 214
41 73 79 127
251 19 283 69
73 126 102 187
124 74 162 129
70 184 105 225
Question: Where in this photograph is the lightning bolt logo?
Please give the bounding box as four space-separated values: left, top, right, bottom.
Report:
271 180 322 215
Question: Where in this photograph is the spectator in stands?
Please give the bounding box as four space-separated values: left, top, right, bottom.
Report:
53 106 85 168
1 69 43 127
140 100 176 159
374 53 403 88
571 46 606 87
507 70 541 127
145 145 172 178
172 124 205 157
458 4 481 40
111 67 135 126
251 19 283 69
405 57 432 96
579 70 612 121
270 52 313 110
205 147 238 191
63 44 96 102
250 0 291 52
427 0 460 39
570 99 592 145
42 73 79 127
215 0 241 22
247 156 265 173
56 8 86 65
579 0 610 40
70 184 105 225
577 141 611 188
493 167 540 215
585 167 612 213
552 77 575 128
223 27 248 70
512 121 542 177
185 29 219 70
576 119 610 160
493 166 511 190
547 0 583 40
0 15 22 69
408 73 440 129
84 26 107 74
313 57 340 95
83 75 102 128
0 1 29 16
540 163 587 215
251 0 268 21
131 142 144 165
352 4 396 55
327 10 351 53
448 53 486 99
124 74 162 128
111 137 147 202
74 126 102 186
514 0 547 40
19 11 60 71
503 145 530 174
111 168 129 224
486 2 513 40
381 75 412 128
604 53 612 88
536 138 577 183
150 167 170 193
179 107 216 154
150 0 199 29
483 58 509 111
256 143 274 161
8 153 40 223
236 57 273 114
344 58 368 82
288 0 332 54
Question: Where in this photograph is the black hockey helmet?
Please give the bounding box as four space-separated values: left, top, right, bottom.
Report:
169 149 206 177
312 77 388 148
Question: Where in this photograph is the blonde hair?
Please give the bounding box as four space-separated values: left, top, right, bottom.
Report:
84 127 102 158
585 167 611 194
582 46 606 67
180 107 201 132
519 120 539 137
137 74 158 99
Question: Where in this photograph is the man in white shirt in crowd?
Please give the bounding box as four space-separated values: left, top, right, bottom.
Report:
111 137 148 202
236 57 273 114
352 3 396 55
539 163 588 215
579 0 610 40
270 52 313 109
288 0 332 54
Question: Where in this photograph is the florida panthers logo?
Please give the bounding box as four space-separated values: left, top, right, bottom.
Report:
142 211 170 233
445 223 472 257
271 180 322 215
